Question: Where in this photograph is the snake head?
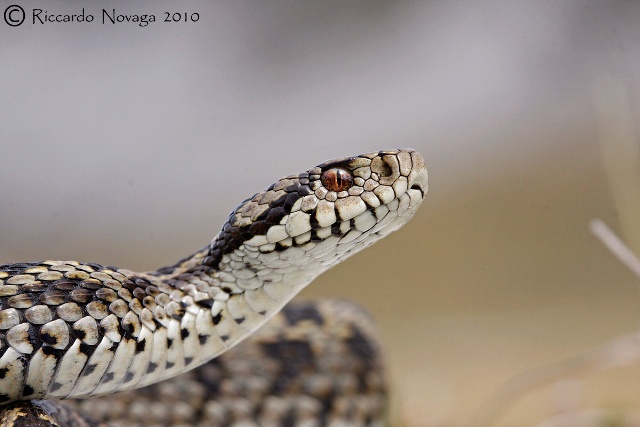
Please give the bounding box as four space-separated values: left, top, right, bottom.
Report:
205 149 427 299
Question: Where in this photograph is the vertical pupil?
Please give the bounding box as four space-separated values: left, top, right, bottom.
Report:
321 168 352 191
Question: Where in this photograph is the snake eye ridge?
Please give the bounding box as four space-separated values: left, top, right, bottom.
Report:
321 168 353 192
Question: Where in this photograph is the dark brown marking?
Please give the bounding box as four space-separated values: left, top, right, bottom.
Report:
20 283 48 293
133 288 146 299
123 280 137 291
73 328 86 341
80 281 101 291
41 346 57 356
70 288 93 303
86 263 104 270
79 343 92 356
261 339 313 390
54 281 76 291
346 326 377 362
282 303 323 325
40 331 58 346
249 220 269 235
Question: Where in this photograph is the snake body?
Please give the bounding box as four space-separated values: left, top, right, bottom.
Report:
2 299 387 427
0 149 427 423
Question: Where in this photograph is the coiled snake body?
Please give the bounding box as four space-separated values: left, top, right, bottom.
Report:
0 149 427 426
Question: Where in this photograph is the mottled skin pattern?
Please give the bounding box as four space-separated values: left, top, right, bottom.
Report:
2 300 385 427
67 299 386 427
0 149 427 426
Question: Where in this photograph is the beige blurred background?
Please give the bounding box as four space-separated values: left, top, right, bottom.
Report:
2 1 640 425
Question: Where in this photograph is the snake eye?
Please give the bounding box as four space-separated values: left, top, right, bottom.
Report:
321 168 353 192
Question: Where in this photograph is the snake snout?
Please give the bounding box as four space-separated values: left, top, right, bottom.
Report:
407 151 428 199
409 171 428 199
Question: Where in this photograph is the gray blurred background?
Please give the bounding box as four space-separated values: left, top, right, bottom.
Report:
2 1 640 425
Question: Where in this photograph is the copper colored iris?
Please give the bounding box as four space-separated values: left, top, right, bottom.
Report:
321 168 353 192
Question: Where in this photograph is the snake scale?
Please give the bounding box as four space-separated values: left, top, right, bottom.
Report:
0 149 427 426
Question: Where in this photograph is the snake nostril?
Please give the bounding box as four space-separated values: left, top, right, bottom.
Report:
379 162 392 177
371 155 400 185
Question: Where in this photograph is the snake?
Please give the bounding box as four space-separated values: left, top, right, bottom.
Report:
0 149 427 426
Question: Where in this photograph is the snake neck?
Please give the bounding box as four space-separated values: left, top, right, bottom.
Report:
148 231 322 339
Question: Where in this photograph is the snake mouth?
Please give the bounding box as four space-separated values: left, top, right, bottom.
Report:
404 150 428 200
410 183 425 199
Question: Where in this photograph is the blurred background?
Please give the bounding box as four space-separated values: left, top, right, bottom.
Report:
2 1 640 425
